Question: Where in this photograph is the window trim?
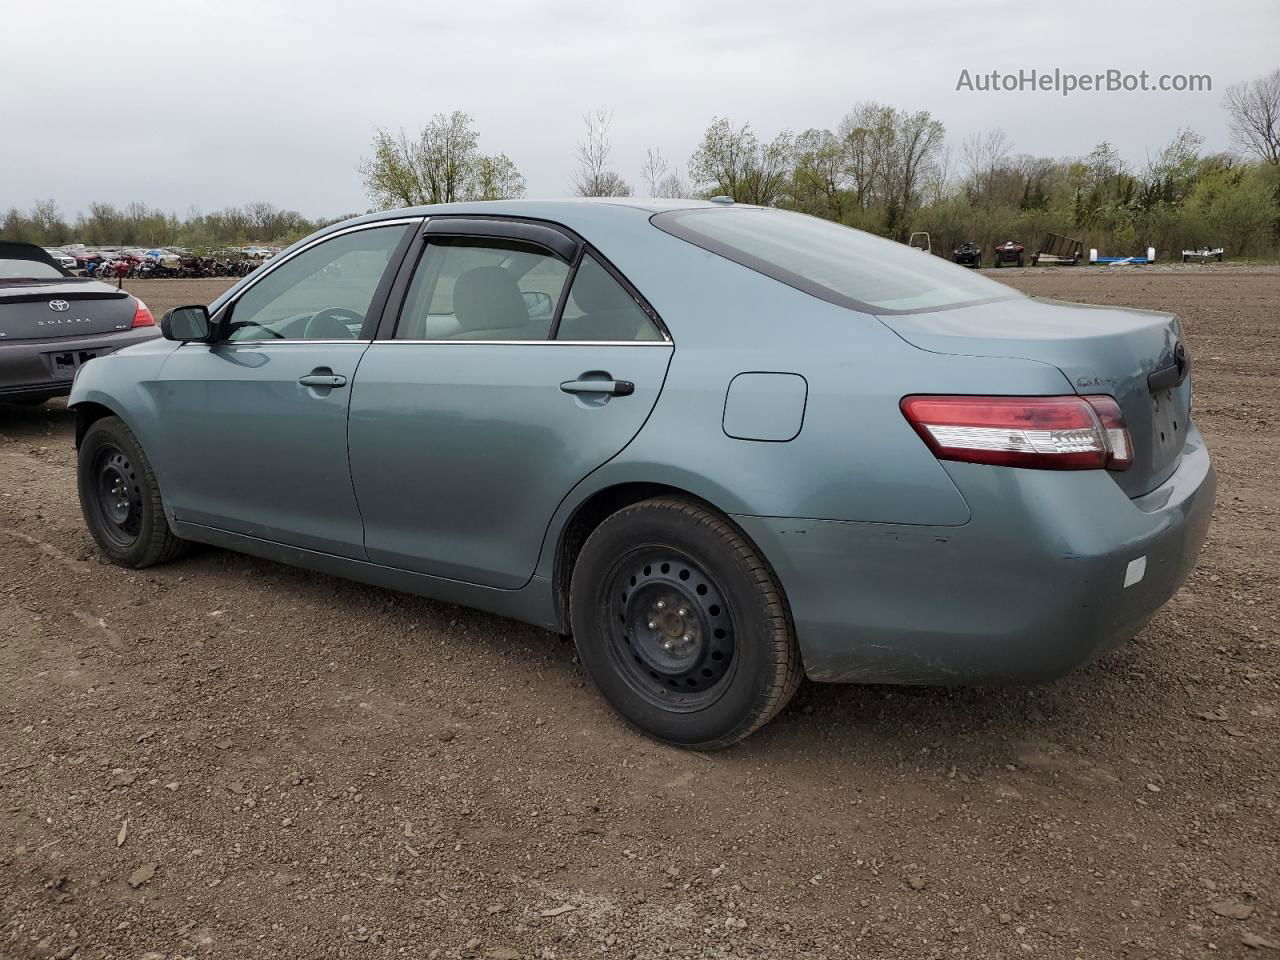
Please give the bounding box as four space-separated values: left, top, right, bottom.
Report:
425 216 579 262
377 216 672 345
210 218 421 343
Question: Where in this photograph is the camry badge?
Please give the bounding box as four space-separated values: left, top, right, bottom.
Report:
48 299 70 312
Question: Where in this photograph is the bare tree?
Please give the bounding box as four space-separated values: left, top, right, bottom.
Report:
656 170 692 199
892 109 946 214
574 108 632 197
962 128 1012 203
640 148 669 196
837 101 897 210
924 142 954 206
1225 69 1280 165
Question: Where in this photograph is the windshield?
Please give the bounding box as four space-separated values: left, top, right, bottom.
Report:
652 207 1022 314
0 258 65 280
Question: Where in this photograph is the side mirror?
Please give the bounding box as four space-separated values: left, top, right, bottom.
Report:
161 304 214 342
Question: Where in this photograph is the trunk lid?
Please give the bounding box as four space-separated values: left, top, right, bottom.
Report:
879 295 1192 497
0 280 135 341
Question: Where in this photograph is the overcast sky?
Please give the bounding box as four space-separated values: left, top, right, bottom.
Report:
4 0 1277 219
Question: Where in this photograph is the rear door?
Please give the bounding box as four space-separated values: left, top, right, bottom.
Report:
348 218 672 589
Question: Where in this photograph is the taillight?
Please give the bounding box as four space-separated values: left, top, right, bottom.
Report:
131 298 155 328
1081 395 1132 470
900 395 1132 471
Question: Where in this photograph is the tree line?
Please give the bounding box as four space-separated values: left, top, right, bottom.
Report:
361 70 1280 259
4 69 1278 257
0 199 341 251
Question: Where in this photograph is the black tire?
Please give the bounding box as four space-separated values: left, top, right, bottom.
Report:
78 415 188 568
994 258 1002 268
569 497 802 749
1017 254 1025 267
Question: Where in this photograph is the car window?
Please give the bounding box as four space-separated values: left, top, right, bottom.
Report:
225 225 405 341
0 258 64 280
396 238 570 341
651 207 1023 314
556 254 662 342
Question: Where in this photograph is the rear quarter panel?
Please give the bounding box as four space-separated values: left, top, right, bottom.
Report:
531 211 1077 580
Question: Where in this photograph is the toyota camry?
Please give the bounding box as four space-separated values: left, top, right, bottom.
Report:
68 199 1215 748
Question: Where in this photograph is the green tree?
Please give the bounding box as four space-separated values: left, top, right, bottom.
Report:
358 112 525 209
689 117 793 205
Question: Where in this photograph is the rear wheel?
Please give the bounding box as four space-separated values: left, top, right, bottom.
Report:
78 416 188 568
570 498 802 749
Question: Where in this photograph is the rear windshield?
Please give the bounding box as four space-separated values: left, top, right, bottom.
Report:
651 207 1021 314
0 258 64 280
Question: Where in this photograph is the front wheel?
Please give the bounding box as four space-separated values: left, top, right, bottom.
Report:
570 498 802 749
78 416 188 568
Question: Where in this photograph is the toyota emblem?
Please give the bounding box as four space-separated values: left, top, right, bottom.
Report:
48 299 70 312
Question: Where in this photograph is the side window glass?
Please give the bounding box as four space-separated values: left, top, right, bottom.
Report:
557 254 662 342
396 238 570 341
225 225 405 341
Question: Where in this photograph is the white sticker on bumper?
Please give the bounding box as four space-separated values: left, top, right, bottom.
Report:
1124 556 1147 588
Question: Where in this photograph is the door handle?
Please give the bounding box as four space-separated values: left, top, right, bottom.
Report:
560 378 634 397
299 373 347 388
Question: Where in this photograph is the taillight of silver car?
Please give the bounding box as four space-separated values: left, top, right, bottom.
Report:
900 395 1133 471
132 298 156 328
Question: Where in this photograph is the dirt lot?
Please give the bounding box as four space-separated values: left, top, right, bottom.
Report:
1 269 1277 960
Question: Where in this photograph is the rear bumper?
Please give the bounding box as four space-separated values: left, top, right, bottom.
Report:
734 426 1215 685
0 328 159 399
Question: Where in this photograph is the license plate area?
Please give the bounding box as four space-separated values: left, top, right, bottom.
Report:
1151 388 1183 459
43 348 102 377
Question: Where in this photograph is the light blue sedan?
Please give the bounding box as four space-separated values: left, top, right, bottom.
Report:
70 199 1215 748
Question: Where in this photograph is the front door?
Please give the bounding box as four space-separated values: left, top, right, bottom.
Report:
349 222 673 588
156 221 414 558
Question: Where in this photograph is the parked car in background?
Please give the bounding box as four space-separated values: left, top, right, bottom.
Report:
69 200 1214 749
44 248 78 272
952 241 982 268
0 242 159 406
994 239 1025 267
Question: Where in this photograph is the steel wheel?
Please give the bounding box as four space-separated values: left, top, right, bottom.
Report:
606 548 737 710
78 415 188 568
91 444 144 548
570 497 802 749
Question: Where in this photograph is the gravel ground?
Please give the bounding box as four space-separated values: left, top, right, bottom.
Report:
1 268 1276 960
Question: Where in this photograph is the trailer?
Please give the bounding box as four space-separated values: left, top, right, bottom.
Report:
1090 246 1157 266
1031 232 1084 266
1182 246 1224 263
